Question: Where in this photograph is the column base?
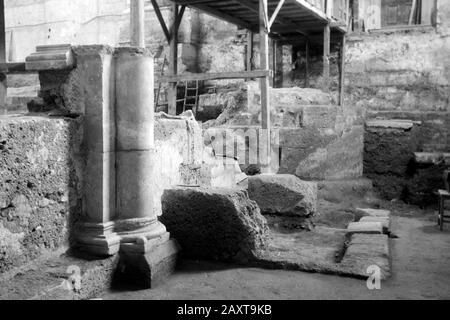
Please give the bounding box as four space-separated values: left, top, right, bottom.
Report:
117 237 180 289
74 221 121 256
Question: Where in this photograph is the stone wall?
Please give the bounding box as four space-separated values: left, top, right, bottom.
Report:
345 0 450 201
0 115 83 274
0 114 203 274
200 83 364 180
346 0 450 153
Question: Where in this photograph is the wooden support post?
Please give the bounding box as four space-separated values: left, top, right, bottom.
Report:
339 34 346 106
168 3 179 115
246 31 254 73
323 23 330 92
259 0 271 173
0 0 6 114
130 0 145 47
305 40 310 87
273 40 283 88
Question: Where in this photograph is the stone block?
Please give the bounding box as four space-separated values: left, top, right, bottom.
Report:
347 222 384 235
248 174 317 218
359 216 390 234
117 239 179 289
160 187 269 263
340 234 391 279
25 44 74 71
294 126 364 180
301 105 338 129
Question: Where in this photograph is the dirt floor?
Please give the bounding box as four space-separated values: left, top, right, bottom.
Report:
102 203 450 300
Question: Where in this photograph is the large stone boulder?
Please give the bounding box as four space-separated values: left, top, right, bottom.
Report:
160 187 269 263
248 174 317 218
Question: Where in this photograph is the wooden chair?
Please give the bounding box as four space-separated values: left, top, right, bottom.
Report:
438 169 450 231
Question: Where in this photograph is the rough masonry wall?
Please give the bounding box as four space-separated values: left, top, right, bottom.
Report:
0 114 204 275
0 116 83 274
346 0 450 153
345 0 450 202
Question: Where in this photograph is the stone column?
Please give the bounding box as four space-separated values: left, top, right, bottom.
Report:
73 46 121 256
114 48 178 288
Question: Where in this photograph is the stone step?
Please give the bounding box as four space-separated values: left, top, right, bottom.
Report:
359 216 390 234
340 234 390 280
347 221 384 235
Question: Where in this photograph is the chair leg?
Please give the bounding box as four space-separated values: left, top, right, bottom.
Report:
439 197 444 231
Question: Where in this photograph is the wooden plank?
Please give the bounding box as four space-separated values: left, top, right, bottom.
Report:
157 70 272 83
260 0 271 173
339 34 346 106
151 0 171 42
408 0 417 25
168 3 179 115
305 39 310 87
0 0 5 63
236 0 310 37
322 22 330 92
130 0 145 47
0 62 27 73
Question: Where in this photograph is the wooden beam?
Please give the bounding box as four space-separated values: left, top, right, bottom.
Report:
273 40 283 88
305 39 309 87
268 0 286 29
174 5 186 37
322 22 330 92
150 0 171 43
0 0 6 114
130 0 145 47
409 0 417 25
168 3 179 115
234 0 309 37
259 0 271 173
157 70 272 83
339 34 346 106
246 31 254 72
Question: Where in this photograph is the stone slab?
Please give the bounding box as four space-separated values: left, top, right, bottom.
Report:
0 252 119 300
253 227 391 280
347 222 384 235
355 208 391 218
359 216 390 234
340 234 391 280
365 119 417 130
25 44 74 71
